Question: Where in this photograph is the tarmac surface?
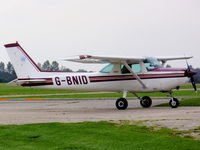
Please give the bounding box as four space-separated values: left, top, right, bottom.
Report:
0 98 200 131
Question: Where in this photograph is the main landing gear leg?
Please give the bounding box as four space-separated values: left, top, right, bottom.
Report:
115 91 128 110
132 93 152 108
168 91 180 108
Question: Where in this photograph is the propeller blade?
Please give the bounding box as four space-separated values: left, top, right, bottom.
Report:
191 76 197 91
185 59 190 71
185 58 197 91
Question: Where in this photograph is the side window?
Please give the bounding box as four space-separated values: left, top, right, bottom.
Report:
100 64 114 73
132 64 141 73
121 64 131 74
121 64 141 74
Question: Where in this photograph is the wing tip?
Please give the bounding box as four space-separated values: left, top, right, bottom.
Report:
79 55 92 59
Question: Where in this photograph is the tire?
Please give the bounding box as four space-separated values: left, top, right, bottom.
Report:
115 98 128 110
140 96 152 108
169 98 179 108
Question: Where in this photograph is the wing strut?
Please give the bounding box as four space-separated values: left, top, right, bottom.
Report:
123 61 147 88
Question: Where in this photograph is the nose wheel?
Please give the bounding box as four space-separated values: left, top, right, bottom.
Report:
169 97 179 108
115 98 128 110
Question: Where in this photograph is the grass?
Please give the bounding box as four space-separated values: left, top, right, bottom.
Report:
1 90 200 99
180 84 200 89
0 83 90 95
156 97 200 107
0 121 200 150
0 83 200 99
0 91 200 99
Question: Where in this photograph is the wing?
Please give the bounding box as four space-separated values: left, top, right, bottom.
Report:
63 55 145 64
63 55 192 64
156 56 193 62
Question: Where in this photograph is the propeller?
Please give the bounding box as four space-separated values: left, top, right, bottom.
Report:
185 59 197 91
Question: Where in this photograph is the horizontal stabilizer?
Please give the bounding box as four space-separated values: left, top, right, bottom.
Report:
8 79 19 86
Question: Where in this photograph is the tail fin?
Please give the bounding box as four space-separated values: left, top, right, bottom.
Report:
4 42 42 78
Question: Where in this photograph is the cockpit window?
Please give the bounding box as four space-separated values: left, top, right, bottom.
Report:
100 64 114 73
121 64 141 74
144 57 162 70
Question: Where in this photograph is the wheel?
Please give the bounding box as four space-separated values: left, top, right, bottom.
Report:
169 98 179 108
115 98 128 110
140 96 152 108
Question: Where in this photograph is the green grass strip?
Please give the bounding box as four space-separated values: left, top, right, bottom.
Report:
0 122 200 150
1 90 200 99
180 84 200 89
0 83 90 95
0 83 200 99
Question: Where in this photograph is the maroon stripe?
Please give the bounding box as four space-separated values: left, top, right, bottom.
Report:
89 73 184 78
89 76 185 82
4 42 20 48
89 73 185 80
89 74 185 82
19 78 53 86
21 82 53 87
18 78 53 81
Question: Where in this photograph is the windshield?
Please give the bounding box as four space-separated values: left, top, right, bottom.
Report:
144 57 162 70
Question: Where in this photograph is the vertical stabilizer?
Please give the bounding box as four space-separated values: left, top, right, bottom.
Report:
4 42 42 78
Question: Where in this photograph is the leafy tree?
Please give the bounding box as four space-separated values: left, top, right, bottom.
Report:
77 69 87 72
42 60 51 71
0 62 16 83
0 62 5 72
37 63 42 69
7 62 15 74
51 61 59 71
0 71 16 83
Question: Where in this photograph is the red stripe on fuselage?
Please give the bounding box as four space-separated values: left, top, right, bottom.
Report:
18 78 53 86
89 73 185 82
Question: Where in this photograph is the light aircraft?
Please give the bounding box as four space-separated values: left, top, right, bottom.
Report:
4 42 197 110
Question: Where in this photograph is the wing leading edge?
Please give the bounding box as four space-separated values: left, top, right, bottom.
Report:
63 55 193 64
63 55 145 64
157 56 193 62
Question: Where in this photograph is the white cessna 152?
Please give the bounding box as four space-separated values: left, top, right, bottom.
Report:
4 42 197 110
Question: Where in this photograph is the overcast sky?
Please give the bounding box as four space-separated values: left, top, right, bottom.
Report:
0 0 200 71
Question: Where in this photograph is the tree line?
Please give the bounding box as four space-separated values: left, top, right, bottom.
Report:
0 62 16 83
